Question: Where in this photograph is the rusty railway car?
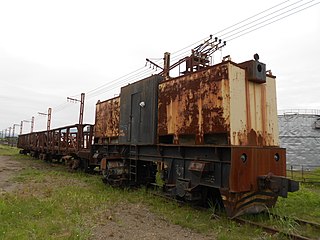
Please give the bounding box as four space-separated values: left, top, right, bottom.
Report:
18 37 299 217
18 124 94 166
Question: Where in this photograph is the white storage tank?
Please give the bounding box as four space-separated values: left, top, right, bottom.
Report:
278 109 320 168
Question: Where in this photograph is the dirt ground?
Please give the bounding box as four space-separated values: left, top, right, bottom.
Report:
0 155 215 240
91 203 215 240
0 156 24 194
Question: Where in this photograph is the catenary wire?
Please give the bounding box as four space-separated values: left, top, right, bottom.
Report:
224 1 319 42
74 0 313 100
222 0 316 40
13 0 320 131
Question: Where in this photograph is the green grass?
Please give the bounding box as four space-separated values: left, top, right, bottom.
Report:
287 167 320 183
274 185 320 221
0 145 19 156
0 169 107 239
242 177 320 239
1 144 320 239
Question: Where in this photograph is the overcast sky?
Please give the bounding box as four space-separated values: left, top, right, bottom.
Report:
0 0 319 134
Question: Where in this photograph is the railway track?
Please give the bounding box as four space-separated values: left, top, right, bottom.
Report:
149 190 320 239
268 212 320 230
234 216 318 240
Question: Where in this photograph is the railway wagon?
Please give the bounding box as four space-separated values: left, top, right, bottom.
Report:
18 124 94 167
92 54 299 217
18 38 299 217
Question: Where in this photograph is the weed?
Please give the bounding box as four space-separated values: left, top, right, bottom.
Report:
1 145 320 239
0 145 19 156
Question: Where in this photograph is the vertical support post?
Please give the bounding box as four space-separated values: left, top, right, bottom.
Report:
79 93 85 125
12 125 15 147
31 116 34 133
163 52 170 81
20 121 23 135
47 108 52 131
78 93 85 150
8 127 11 141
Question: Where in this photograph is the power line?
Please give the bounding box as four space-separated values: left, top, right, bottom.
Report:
166 0 297 65
226 1 319 42
13 0 319 130
86 67 157 100
80 0 302 98
222 0 317 41
214 0 292 36
87 66 146 95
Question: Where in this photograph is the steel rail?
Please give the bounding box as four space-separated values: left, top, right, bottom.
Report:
267 212 320 230
149 190 316 240
234 217 312 240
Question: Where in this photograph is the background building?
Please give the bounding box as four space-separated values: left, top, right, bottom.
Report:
278 109 320 169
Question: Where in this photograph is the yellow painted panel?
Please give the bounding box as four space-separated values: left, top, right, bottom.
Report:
228 64 247 145
265 76 279 146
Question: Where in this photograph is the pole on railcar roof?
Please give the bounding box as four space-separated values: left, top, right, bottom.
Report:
79 93 85 125
20 121 23 135
47 108 52 131
163 52 170 81
31 116 34 133
67 93 85 125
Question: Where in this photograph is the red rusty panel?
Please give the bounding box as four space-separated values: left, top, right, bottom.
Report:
158 63 229 144
94 97 120 141
229 147 286 192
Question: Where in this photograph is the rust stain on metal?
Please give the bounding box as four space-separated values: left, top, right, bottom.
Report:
95 97 120 142
220 188 277 217
158 60 278 147
158 63 229 144
246 129 264 146
229 147 286 193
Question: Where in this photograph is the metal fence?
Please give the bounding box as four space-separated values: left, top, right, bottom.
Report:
287 164 320 184
0 137 17 147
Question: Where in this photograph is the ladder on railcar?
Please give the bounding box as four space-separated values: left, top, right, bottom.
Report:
129 145 138 183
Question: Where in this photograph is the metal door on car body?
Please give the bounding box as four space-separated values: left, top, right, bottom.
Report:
128 92 141 143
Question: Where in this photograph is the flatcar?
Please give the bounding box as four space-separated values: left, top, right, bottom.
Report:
18 37 299 218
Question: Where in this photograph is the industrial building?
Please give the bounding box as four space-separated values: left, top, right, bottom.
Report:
278 110 320 169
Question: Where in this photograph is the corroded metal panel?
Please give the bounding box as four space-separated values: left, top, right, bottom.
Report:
229 65 279 147
18 124 93 156
94 97 120 142
229 147 286 192
228 64 247 145
158 61 279 147
158 63 230 144
265 76 279 146
237 75 279 146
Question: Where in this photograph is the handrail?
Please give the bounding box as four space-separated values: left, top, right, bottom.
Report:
278 109 320 116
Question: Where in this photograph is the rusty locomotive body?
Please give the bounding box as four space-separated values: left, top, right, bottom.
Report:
18 39 299 217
